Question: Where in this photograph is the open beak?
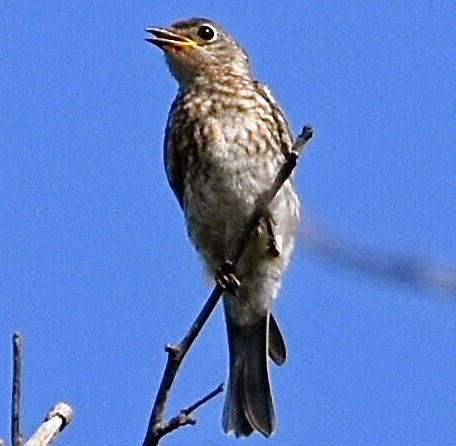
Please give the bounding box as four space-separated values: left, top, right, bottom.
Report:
145 27 198 50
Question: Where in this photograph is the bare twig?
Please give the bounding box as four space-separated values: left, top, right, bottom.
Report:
12 332 23 446
229 125 313 265
183 383 224 415
23 403 73 446
155 384 224 438
142 125 313 446
8 334 74 446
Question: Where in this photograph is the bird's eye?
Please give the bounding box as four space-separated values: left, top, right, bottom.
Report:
197 24 218 42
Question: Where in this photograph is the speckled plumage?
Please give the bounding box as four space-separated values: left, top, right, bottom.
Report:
147 18 300 437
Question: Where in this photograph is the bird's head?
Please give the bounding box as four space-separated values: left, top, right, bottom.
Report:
146 18 251 87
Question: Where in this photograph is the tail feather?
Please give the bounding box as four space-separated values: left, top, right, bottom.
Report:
222 315 275 437
268 313 287 366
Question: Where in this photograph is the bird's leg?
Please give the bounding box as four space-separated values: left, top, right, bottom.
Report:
215 261 241 296
262 216 281 257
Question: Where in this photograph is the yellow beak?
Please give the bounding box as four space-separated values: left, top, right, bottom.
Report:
145 27 198 50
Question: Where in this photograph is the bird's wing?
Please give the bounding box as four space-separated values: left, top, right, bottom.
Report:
253 81 294 157
163 95 187 209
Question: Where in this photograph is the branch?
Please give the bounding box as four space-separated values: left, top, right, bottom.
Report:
154 384 224 438
300 215 456 297
229 125 313 265
8 334 74 446
142 125 313 446
23 403 73 446
12 332 23 446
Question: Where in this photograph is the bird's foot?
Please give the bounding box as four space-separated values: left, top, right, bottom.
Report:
264 218 281 257
216 261 241 295
267 236 281 258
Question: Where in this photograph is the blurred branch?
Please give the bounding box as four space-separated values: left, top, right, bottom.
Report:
7 334 73 446
300 215 456 296
142 125 313 446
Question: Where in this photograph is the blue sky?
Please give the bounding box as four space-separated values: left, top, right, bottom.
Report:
1 1 455 445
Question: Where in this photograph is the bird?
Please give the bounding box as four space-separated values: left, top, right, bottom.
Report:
146 17 300 437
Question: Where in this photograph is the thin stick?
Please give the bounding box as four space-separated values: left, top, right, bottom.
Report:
183 383 224 415
12 332 23 446
153 384 225 438
142 125 313 446
229 125 313 265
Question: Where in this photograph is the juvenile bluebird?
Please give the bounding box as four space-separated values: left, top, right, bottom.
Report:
146 17 300 437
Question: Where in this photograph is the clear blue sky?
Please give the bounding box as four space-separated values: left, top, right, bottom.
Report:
1 1 455 445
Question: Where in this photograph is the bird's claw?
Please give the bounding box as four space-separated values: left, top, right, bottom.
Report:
216 261 241 295
265 218 281 257
267 237 281 258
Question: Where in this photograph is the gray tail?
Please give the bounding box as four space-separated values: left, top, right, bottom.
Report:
222 314 277 437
